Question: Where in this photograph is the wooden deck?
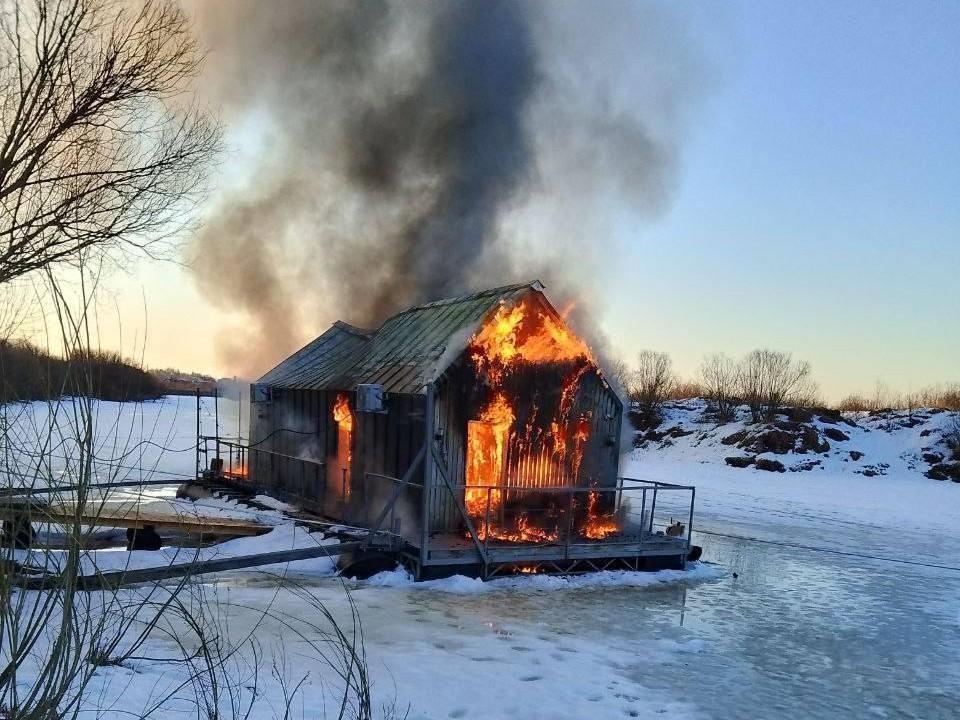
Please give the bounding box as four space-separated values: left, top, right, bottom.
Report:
0 498 270 537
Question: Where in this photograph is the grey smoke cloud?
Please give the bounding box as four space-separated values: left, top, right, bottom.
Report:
187 0 704 376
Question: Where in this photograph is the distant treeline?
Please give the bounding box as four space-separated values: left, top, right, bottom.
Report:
615 348 960 428
0 339 163 403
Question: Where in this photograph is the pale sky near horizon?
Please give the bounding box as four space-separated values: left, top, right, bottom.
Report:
77 0 958 401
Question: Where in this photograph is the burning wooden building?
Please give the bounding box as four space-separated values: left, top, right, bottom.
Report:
242 281 695 578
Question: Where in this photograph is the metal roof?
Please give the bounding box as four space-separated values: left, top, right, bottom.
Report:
257 281 544 394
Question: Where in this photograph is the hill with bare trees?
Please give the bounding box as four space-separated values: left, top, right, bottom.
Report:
629 398 960 483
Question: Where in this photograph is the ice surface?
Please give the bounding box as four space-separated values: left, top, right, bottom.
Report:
363 561 726 593
5 396 960 719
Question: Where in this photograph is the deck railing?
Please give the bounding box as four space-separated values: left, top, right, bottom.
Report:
198 435 248 481
198 436 329 510
436 477 696 557
195 433 695 561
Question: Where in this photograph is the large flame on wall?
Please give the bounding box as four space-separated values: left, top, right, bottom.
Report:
464 297 617 542
331 392 354 500
470 301 595 382
333 393 353 434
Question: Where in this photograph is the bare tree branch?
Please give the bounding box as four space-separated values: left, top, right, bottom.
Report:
0 0 220 285
629 350 675 427
737 349 814 423
699 352 738 423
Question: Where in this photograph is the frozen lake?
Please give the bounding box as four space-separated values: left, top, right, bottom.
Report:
199 460 960 720
225 517 957 720
5 397 959 718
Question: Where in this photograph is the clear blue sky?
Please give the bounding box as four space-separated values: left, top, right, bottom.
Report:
103 0 958 401
601 0 960 399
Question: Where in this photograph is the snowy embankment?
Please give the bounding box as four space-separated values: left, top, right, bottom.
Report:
625 399 960 548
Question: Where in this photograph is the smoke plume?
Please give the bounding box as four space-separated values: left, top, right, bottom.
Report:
188 1 704 376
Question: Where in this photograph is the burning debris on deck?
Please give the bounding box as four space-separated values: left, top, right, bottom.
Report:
203 281 696 579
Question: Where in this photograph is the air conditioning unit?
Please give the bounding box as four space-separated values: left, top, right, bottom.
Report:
250 383 272 403
356 384 387 413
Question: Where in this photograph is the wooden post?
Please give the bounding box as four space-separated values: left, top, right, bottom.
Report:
432 443 488 565
614 396 624 511
195 388 201 478
420 384 435 571
483 487 491 555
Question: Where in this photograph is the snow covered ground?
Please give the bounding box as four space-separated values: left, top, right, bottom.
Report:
0 393 216 495
4 396 960 719
628 400 960 551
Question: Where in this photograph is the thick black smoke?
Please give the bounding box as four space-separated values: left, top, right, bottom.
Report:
188 1 703 375
342 1 537 317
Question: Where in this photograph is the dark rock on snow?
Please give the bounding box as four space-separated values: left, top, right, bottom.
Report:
926 463 960 482
782 407 814 422
725 455 756 468
721 430 748 446
822 427 849 442
755 458 786 473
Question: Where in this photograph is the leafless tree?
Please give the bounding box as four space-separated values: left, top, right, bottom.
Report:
919 383 960 411
630 350 675 425
0 0 220 285
699 353 738 422
871 380 892 412
737 349 813 423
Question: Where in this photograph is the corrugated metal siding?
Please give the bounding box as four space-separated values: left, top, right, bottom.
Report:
257 281 541 394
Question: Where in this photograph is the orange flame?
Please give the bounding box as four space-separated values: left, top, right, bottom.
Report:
463 296 618 544
582 491 619 540
333 393 353 433
475 514 559 544
332 393 353 499
465 392 514 516
470 298 594 383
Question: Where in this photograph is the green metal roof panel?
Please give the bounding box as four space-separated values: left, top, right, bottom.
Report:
256 321 371 388
257 281 543 394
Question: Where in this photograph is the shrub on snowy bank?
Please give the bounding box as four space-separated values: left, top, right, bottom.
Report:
622 348 819 429
836 383 960 413
0 339 163 403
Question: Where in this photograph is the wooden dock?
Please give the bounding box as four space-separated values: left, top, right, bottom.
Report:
18 541 362 591
0 497 270 537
